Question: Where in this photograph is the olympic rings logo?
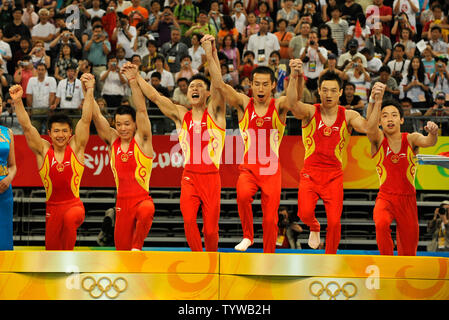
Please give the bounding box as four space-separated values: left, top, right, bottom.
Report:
81 276 128 299
309 281 357 300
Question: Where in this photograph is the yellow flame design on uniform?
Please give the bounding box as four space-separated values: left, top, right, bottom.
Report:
270 110 285 158
206 115 225 169
38 154 52 201
302 117 316 161
134 143 153 192
335 121 349 164
238 109 251 157
110 145 120 190
70 153 84 198
374 145 387 187
178 121 190 166
406 145 417 188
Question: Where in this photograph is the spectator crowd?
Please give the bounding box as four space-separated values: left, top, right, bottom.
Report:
0 0 448 135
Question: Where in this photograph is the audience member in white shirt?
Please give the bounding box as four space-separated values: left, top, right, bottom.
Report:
53 65 85 126
100 56 127 110
112 13 137 58
31 8 56 51
146 55 174 92
25 62 57 133
299 30 328 91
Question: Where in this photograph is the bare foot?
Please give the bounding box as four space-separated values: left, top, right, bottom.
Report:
308 231 320 249
234 238 253 251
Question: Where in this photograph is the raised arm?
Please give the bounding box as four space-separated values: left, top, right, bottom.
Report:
72 73 94 157
201 35 226 124
200 35 248 115
286 59 315 121
9 85 48 158
408 121 439 149
91 96 117 147
366 82 386 155
121 62 153 156
136 72 185 126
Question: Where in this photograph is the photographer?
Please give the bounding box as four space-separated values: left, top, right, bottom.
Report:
430 59 449 101
150 6 180 48
13 56 37 97
100 55 126 110
299 30 327 92
111 13 137 59
132 21 155 58
49 28 82 59
277 207 303 249
101 0 119 46
238 50 257 80
84 24 111 95
52 63 84 127
425 92 449 135
427 201 449 252
391 11 416 43
185 10 217 38
175 54 197 82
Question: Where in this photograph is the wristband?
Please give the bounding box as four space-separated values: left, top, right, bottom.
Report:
369 97 376 103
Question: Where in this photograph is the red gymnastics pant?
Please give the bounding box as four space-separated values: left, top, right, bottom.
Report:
45 198 85 250
180 170 221 252
236 166 281 253
297 167 343 254
115 194 155 250
373 192 419 256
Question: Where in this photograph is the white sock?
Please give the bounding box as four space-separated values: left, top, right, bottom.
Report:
308 231 321 249
131 248 141 251
234 238 253 251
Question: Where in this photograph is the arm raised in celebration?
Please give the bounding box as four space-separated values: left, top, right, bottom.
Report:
286 59 315 121
121 62 153 156
72 73 95 157
9 85 49 158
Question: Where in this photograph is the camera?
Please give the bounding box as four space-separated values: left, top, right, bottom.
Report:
19 61 29 67
66 95 73 101
111 62 117 67
438 206 447 215
270 57 276 63
353 63 358 68
309 40 315 46
302 56 310 63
